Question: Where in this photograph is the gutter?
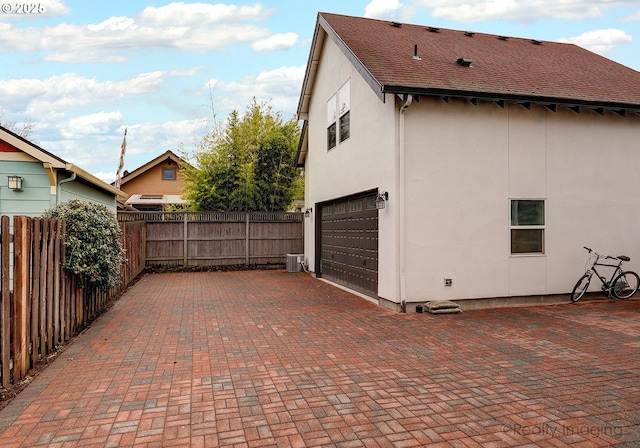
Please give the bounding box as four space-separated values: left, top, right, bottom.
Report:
397 94 413 311
381 85 640 115
56 171 76 204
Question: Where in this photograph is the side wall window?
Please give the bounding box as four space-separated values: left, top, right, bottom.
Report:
327 80 350 150
510 200 545 254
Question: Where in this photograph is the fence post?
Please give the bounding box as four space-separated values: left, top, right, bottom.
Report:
13 216 32 381
31 218 41 367
245 213 250 265
183 212 188 267
1 216 11 386
53 219 61 347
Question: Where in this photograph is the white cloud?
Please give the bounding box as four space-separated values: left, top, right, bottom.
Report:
138 2 273 26
60 112 123 139
365 0 405 19
559 28 633 55
45 117 209 182
621 8 640 22
0 70 193 120
406 0 640 22
252 33 298 52
0 2 285 62
205 65 306 119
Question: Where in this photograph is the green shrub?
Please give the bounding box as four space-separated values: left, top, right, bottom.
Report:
44 199 126 291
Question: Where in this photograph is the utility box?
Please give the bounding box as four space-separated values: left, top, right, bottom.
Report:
286 254 304 272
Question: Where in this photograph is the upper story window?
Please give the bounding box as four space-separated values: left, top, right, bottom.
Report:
327 80 350 150
510 199 545 254
163 168 176 181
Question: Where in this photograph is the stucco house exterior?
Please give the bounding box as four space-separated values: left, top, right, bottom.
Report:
0 126 126 218
115 150 188 211
296 13 640 311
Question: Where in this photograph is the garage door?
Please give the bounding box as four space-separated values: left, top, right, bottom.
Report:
319 193 378 297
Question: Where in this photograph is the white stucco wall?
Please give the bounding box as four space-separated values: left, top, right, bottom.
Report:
303 35 399 300
303 31 640 305
402 97 640 301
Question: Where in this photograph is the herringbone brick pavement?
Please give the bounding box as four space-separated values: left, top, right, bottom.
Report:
1 270 639 447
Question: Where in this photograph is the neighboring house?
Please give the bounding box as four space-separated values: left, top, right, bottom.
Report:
116 150 188 211
296 13 640 310
0 125 126 218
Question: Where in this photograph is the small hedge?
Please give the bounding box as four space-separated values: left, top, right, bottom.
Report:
44 199 126 291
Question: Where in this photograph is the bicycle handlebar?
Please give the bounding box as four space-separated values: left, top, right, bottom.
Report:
583 246 622 261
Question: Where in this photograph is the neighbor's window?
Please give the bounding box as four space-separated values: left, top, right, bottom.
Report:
510 200 545 254
163 168 176 181
327 79 350 150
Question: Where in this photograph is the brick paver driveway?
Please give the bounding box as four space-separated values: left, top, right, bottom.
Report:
1 270 639 447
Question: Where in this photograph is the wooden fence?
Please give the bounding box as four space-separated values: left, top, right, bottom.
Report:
118 211 303 267
0 216 146 387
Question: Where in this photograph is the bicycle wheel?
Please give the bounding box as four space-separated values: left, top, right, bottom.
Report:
612 271 640 299
571 274 591 302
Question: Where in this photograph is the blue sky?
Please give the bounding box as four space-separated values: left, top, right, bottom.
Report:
1 0 639 182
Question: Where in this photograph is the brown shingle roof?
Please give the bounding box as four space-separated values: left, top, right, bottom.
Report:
316 12 640 110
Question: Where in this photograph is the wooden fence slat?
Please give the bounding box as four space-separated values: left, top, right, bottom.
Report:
39 220 49 361
31 218 41 367
46 219 54 353
13 216 32 381
1 216 11 386
53 219 61 347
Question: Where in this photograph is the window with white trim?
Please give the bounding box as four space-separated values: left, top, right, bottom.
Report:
510 200 545 254
327 80 350 150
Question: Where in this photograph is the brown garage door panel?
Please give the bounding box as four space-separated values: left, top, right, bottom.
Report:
320 196 378 297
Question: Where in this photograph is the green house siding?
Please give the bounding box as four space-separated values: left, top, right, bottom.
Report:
0 160 54 218
0 160 117 218
58 175 116 214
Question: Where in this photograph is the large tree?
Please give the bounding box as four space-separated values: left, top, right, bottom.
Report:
182 99 302 212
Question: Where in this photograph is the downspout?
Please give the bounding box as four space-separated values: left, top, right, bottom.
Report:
398 94 413 312
57 171 76 204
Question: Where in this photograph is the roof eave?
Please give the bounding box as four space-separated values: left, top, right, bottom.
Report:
117 150 189 186
382 85 640 113
298 13 385 120
0 125 66 168
295 121 308 167
69 164 129 199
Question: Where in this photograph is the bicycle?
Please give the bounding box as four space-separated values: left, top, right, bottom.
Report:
570 246 640 302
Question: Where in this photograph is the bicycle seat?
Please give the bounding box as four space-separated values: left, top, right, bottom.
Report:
618 255 631 262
